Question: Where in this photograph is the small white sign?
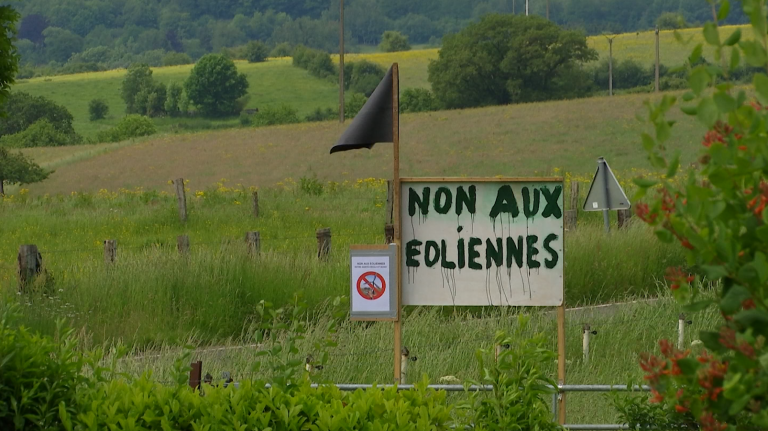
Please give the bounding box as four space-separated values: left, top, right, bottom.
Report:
349 245 397 320
351 256 390 312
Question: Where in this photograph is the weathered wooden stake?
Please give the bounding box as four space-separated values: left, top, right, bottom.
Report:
570 181 580 211
316 228 331 260
400 346 409 384
189 360 202 390
582 324 591 364
386 180 394 225
617 209 632 229
384 224 394 244
103 240 117 263
17 244 41 291
177 235 190 254
564 211 577 232
678 313 686 350
175 178 187 223
245 231 261 255
252 191 259 218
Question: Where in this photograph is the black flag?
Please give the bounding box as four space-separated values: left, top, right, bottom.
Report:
330 65 396 154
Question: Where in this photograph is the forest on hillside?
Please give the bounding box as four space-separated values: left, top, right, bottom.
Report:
9 0 748 77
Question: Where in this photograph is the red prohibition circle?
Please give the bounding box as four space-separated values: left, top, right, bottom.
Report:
356 271 386 300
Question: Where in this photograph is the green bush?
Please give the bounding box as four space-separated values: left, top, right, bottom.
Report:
252 105 300 127
0 305 88 431
345 60 387 97
0 119 82 148
270 42 292 58
292 45 336 79
0 92 79 138
96 114 157 143
305 107 337 122
345 93 368 119
164 82 183 117
88 98 108 121
401 88 441 113
245 41 269 63
162 52 193 66
379 30 411 52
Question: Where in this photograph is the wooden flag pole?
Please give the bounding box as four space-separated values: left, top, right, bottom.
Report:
392 63 402 384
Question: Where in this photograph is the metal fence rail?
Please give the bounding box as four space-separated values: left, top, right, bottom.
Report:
226 383 651 430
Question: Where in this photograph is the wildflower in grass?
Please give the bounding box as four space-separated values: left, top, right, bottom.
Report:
234 200 241 205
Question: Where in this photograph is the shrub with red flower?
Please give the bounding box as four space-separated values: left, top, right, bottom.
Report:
632 1 768 429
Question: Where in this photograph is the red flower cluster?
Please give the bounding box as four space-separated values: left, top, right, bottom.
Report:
718 325 757 359
635 202 657 223
702 121 742 148
665 266 694 290
700 411 727 431
640 340 691 385
697 350 728 402
747 181 768 217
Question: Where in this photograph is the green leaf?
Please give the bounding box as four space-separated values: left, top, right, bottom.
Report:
729 394 752 415
676 357 700 375
655 120 671 142
681 105 698 115
718 0 731 21
641 133 655 151
683 299 715 313
734 309 768 335
754 73 768 105
753 252 768 283
633 177 658 188
740 40 768 67
654 229 674 243
701 264 729 280
689 43 703 64
730 47 742 71
688 67 710 95
724 28 741 46
697 97 719 127
703 22 721 46
721 284 752 314
682 91 695 102
714 91 737 113
699 330 728 352
757 225 768 243
666 152 681 178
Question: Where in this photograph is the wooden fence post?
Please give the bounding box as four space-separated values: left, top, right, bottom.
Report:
245 231 261 255
252 191 259 218
316 228 331 260
175 178 187 223
104 240 117 263
17 244 41 291
565 181 579 231
189 360 202 390
177 235 190 254
678 313 686 350
384 224 394 244
386 180 394 225
582 324 591 364
400 347 409 385
617 209 632 229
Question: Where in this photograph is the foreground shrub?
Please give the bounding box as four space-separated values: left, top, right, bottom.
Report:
632 2 768 429
245 41 269 63
96 114 157 143
0 305 87 431
401 88 441 113
88 98 109 121
379 30 411 52
0 92 78 137
0 119 82 147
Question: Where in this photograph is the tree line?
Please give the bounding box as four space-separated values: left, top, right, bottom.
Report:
14 0 748 78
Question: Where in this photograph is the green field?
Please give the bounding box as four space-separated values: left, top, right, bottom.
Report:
10 23 748 141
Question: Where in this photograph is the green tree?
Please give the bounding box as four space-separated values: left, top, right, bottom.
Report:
656 12 687 30
245 40 269 63
0 92 78 138
428 14 597 109
0 6 20 113
344 60 386 97
162 52 193 66
120 63 166 116
400 88 440 113
42 27 83 63
165 82 183 117
184 54 248 117
88 98 108 121
0 146 50 196
379 31 411 52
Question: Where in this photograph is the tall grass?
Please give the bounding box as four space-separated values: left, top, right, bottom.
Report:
0 177 685 345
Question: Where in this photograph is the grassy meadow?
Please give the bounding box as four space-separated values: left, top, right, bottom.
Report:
13 90 707 197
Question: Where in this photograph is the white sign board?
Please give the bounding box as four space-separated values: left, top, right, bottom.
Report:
350 245 397 320
400 179 564 306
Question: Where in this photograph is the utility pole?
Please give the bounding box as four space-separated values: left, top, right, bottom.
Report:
546 0 550 20
512 0 516 14
655 27 660 93
525 0 529 16
339 0 345 123
605 35 615 96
